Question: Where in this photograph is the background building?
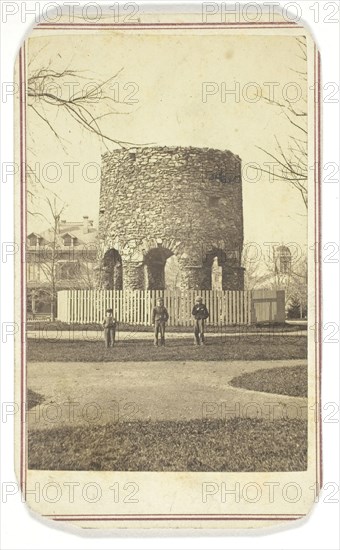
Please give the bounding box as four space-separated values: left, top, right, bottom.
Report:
27 216 97 319
243 244 308 319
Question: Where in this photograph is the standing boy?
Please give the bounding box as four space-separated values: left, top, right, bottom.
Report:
102 308 116 348
152 297 169 346
192 296 209 345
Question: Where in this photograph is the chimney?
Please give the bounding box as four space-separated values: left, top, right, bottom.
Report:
83 215 89 234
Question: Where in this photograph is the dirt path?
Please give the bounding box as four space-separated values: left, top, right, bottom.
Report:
27 359 307 430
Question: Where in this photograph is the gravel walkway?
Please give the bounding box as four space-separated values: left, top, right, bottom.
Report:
27 359 307 430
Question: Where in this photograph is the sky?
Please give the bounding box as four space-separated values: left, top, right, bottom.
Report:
25 29 308 251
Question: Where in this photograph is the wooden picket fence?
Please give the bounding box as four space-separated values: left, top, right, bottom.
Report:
57 289 253 326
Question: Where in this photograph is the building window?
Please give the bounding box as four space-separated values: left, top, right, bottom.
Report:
28 234 41 247
27 263 40 281
62 234 77 247
63 236 72 247
27 263 34 281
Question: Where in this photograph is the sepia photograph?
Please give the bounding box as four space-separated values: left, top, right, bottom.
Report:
14 8 321 528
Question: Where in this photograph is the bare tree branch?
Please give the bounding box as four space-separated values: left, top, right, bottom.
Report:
27 65 140 149
257 38 308 210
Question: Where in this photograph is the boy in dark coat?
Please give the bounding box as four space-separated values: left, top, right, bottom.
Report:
152 297 169 346
102 308 116 348
192 296 209 345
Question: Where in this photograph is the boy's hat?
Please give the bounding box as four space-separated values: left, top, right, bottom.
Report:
106 308 113 313
195 296 203 302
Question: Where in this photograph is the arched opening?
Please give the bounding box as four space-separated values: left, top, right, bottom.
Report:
144 247 174 290
102 248 123 289
203 248 227 290
211 256 222 290
165 255 181 290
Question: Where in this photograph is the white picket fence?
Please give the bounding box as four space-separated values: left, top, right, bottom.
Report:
57 289 254 326
57 289 286 326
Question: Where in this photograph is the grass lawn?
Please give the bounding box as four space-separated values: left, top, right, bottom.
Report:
230 365 308 397
28 417 307 471
27 388 45 410
27 321 307 333
27 335 307 362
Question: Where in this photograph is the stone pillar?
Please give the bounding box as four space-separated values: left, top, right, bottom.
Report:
98 262 112 289
102 269 111 289
221 265 245 290
123 261 145 290
99 248 124 290
113 263 123 289
98 263 123 290
179 265 212 290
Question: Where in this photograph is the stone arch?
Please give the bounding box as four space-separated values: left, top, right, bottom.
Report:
202 247 227 290
144 247 174 290
102 248 123 289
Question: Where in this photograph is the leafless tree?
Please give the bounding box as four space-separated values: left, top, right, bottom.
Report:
29 194 66 321
257 37 308 209
26 57 141 314
287 253 308 318
66 256 98 290
27 60 138 151
26 60 143 216
242 244 271 290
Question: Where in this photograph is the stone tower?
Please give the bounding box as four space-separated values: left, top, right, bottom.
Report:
98 146 244 290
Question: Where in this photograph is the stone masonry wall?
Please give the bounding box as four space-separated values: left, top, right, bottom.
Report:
98 146 244 290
